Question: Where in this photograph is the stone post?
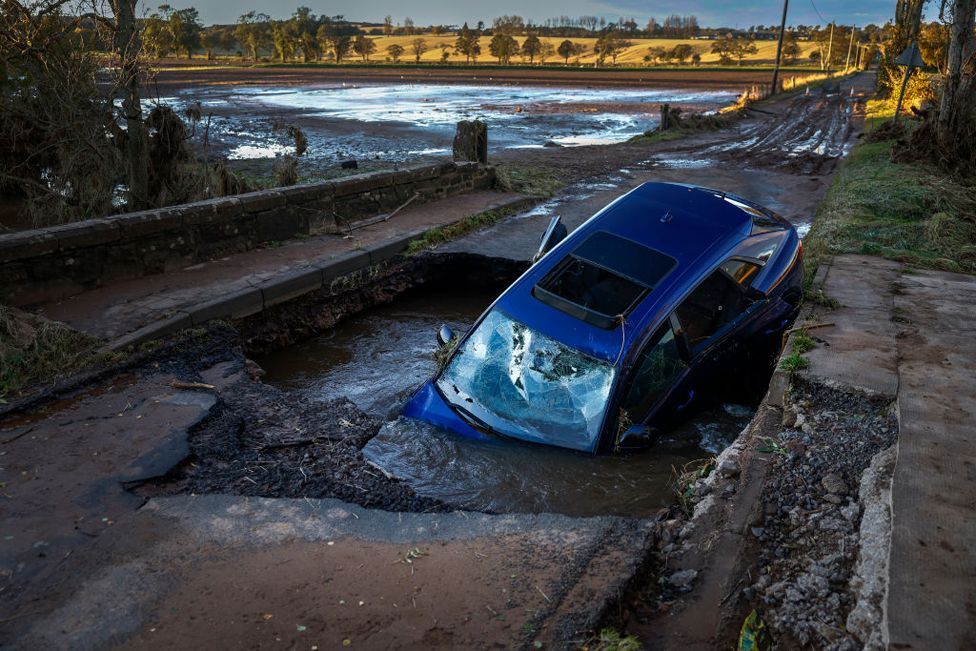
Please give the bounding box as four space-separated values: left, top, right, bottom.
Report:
453 120 488 164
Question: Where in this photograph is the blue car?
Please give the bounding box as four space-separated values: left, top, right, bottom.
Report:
403 182 803 454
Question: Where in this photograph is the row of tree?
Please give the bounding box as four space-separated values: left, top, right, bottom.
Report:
135 5 888 65
140 9 835 68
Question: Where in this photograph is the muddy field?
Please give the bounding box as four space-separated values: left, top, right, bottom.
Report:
157 80 737 169
151 63 788 92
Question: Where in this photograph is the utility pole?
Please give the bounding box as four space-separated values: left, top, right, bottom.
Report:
770 0 790 94
825 22 835 74
844 25 857 71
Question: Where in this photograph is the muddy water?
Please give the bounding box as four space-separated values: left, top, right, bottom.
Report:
257 289 489 418
259 288 754 518
163 84 737 163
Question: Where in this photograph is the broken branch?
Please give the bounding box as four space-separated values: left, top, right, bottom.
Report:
170 380 216 391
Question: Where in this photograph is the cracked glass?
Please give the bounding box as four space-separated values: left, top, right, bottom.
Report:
437 309 615 452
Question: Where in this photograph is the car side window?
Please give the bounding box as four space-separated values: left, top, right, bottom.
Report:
622 322 687 419
675 264 757 355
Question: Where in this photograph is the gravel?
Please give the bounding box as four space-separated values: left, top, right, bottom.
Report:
746 378 897 649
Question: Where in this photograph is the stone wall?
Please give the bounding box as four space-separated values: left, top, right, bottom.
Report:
0 162 493 306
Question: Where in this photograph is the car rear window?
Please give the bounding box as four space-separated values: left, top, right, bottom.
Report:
533 232 677 329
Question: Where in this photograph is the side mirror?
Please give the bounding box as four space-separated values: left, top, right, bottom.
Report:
436 324 455 348
533 216 568 263
746 286 767 302
617 424 658 450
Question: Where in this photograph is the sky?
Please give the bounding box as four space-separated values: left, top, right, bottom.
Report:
172 0 896 29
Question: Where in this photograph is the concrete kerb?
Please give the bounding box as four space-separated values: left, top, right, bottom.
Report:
186 286 264 326
316 250 370 285
258 266 324 308
105 311 192 351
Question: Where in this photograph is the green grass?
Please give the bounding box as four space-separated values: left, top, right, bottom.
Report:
805 99 976 275
779 353 810 373
627 128 697 145
791 332 816 354
406 209 505 253
256 61 821 74
593 628 643 651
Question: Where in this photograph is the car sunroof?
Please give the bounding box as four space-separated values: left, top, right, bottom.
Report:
533 231 677 329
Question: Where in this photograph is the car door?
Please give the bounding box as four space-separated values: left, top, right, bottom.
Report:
673 258 765 388
617 318 693 432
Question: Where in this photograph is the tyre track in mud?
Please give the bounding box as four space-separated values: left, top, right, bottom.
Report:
658 85 865 176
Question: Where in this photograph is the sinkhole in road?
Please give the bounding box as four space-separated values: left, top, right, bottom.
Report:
257 279 764 519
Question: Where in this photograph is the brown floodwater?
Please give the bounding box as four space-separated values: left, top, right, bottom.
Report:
257 288 754 518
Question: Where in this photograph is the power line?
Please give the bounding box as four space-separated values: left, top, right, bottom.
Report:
809 0 828 24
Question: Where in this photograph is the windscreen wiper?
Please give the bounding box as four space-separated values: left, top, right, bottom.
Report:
450 401 494 434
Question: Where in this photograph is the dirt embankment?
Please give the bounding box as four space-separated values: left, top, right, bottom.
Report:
149 63 784 93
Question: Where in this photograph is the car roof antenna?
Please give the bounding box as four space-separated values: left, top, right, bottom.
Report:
660 210 674 224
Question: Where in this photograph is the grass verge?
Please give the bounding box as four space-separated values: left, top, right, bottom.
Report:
0 307 121 401
406 209 505 254
805 99 976 274
791 332 816 354
494 162 565 197
406 196 541 254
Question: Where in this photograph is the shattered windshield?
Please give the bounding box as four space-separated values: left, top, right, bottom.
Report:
436 309 615 452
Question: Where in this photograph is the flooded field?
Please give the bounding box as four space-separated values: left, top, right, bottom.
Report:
257 287 754 518
163 83 737 164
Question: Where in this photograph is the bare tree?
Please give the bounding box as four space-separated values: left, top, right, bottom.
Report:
0 0 122 223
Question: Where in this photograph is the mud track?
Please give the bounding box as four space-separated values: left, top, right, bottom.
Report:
656 84 863 176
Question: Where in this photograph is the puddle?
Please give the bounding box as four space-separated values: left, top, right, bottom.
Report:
259 283 756 518
649 157 717 169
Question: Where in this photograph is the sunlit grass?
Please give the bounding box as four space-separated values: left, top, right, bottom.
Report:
805 110 976 274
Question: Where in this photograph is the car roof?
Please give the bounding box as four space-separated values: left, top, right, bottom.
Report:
494 182 784 362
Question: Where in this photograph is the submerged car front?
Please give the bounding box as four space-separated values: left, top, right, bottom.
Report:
404 182 803 454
